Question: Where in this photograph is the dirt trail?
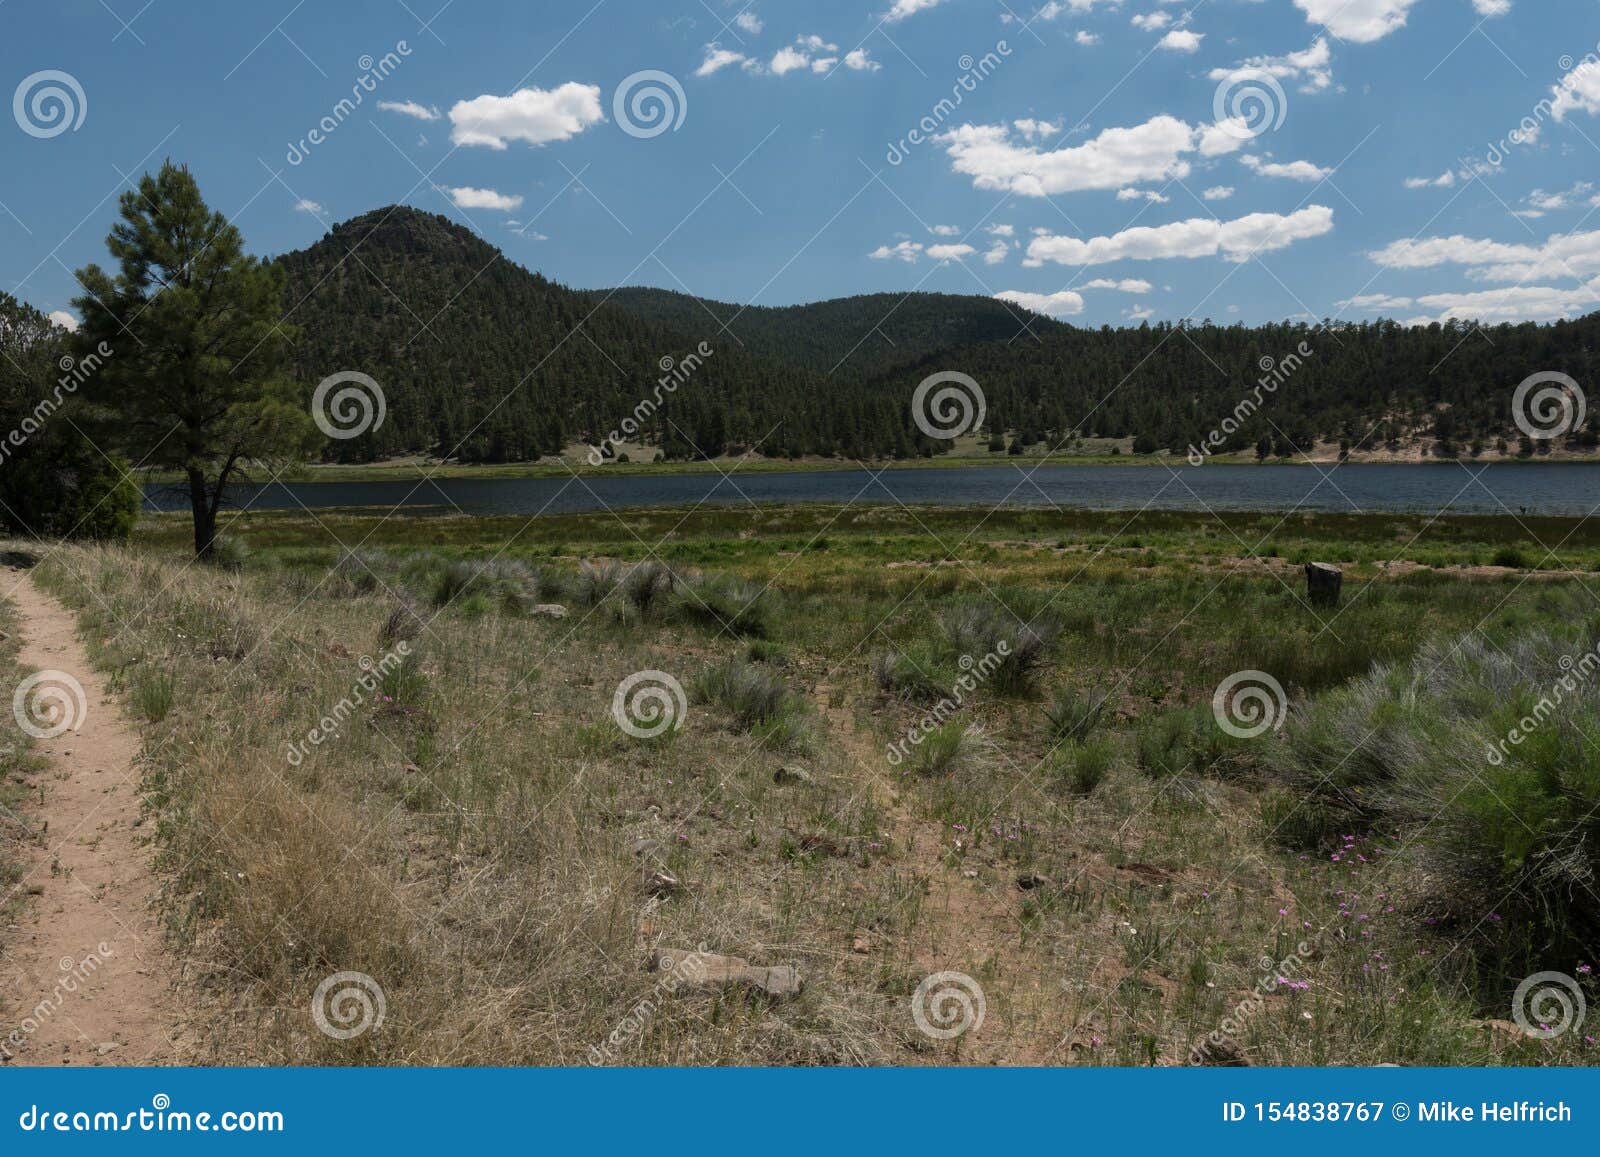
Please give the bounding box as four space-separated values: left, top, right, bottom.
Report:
2 570 182 1065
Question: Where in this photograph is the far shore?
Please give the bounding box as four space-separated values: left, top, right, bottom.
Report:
134 447 1600 485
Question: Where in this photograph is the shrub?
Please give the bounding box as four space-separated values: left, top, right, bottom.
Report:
1491 544 1531 569
130 665 175 723
1274 627 1600 960
576 560 623 606
1054 737 1114 796
692 659 792 727
871 649 942 702
673 574 773 638
941 604 1060 697
621 561 676 618
1044 687 1112 743
900 721 996 777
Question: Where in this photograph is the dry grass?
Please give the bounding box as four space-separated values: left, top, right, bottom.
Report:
18 527 1597 1068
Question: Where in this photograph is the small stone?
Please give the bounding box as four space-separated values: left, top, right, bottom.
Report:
632 837 662 858
1016 872 1050 890
95 1042 121 1056
530 604 568 619
650 947 803 999
644 870 679 897
773 765 815 785
851 936 870 954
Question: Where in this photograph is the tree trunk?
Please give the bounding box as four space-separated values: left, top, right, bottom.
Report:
187 468 216 560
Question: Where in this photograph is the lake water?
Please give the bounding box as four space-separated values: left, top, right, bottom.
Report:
142 463 1600 518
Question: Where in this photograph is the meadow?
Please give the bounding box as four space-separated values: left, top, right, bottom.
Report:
12 502 1599 1065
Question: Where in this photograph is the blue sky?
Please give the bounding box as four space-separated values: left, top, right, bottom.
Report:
4 0 1600 329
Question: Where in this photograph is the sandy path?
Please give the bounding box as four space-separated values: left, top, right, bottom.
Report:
1 569 182 1065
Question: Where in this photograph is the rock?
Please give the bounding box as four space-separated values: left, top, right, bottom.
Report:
644 870 679 897
649 947 804 999
530 604 568 619
0 550 37 569
851 936 871 954
773 765 815 786
632 837 662 859
1016 872 1050 890
95 1041 121 1056
1304 562 1342 607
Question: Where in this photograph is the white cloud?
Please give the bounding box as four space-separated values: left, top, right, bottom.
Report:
869 240 924 262
1126 305 1156 321
983 240 1012 265
1014 118 1063 139
987 223 1016 237
47 310 77 331
884 0 942 21
697 44 750 76
293 198 324 214
1208 37 1332 94
938 114 1243 198
995 289 1085 317
927 243 976 261
447 186 524 211
771 46 810 75
1407 281 1600 325
1082 277 1153 292
734 10 763 33
377 100 441 121
1552 59 1600 121
1131 12 1171 30
1472 0 1511 14
1036 0 1125 17
1116 187 1170 203
449 83 604 148
929 224 961 236
1158 29 1203 53
1075 31 1100 45
1293 0 1421 43
1403 170 1455 189
1202 185 1234 200
1337 293 1415 310
1371 228 1600 284
1241 154 1332 181
1026 205 1335 266
843 49 881 71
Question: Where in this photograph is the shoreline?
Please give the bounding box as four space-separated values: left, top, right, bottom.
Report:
134 451 1600 485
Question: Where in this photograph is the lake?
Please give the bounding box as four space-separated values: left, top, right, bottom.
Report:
142 462 1600 518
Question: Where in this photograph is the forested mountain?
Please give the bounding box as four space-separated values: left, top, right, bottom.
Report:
591 287 1058 379
865 316 1600 458
274 207 1600 464
275 207 923 462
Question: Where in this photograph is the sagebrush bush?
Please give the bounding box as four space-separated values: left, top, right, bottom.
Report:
1274 627 1600 961
673 574 773 638
1044 687 1112 743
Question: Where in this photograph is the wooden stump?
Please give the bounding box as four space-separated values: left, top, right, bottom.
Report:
1304 562 1342 607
